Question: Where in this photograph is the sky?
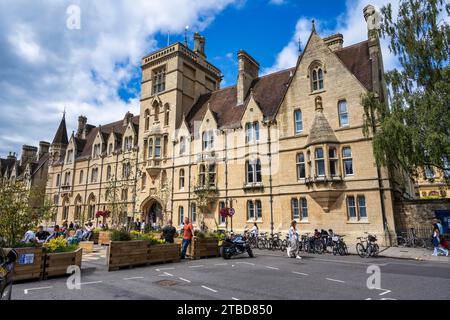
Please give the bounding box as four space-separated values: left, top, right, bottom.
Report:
0 0 401 157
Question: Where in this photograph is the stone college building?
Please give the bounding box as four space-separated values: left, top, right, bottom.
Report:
45 5 414 245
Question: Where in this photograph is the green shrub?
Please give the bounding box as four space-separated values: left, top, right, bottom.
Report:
110 229 131 242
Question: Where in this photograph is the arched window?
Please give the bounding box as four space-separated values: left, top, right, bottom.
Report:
315 148 325 177
122 162 131 179
202 130 214 150
297 153 306 179
338 100 349 127
164 104 170 126
153 101 160 122
56 174 60 187
246 160 262 184
106 166 112 180
142 172 147 190
311 63 324 92
91 168 99 183
342 147 354 176
145 109 150 131
108 143 114 155
294 110 303 134
63 198 70 221
79 170 84 184
180 136 186 155
179 169 185 189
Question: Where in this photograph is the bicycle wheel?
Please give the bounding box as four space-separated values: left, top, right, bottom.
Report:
396 236 406 247
257 239 265 250
356 243 366 258
413 238 424 248
315 241 323 254
280 240 287 252
371 244 379 257
341 242 349 256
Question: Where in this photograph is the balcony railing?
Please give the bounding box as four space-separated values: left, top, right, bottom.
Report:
305 175 343 185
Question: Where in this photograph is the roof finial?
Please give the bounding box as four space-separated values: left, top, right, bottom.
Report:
312 19 316 33
63 106 66 120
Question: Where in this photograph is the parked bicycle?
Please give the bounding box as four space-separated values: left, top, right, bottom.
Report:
331 235 348 256
396 228 425 248
356 233 379 258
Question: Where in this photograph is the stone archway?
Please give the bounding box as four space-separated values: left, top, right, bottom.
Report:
141 197 164 226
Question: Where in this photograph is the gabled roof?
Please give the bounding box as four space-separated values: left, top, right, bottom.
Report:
335 40 373 92
78 116 139 159
306 110 338 147
186 68 294 130
52 115 69 145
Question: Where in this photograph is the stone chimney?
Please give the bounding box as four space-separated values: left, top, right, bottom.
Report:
7 152 16 161
324 33 344 51
123 112 134 127
38 141 50 160
77 116 87 139
193 32 206 59
237 50 259 106
21 145 38 166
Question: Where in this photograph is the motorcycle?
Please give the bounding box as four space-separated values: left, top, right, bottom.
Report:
221 234 254 259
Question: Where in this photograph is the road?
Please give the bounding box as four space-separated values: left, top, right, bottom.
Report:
11 249 450 300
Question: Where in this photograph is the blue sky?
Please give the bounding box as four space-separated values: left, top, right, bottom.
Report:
0 0 398 157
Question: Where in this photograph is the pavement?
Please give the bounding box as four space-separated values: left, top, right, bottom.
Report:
345 245 450 262
10 245 450 300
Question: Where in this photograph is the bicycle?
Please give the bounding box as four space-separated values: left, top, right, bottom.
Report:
257 232 268 250
356 234 379 258
331 235 348 256
396 228 425 248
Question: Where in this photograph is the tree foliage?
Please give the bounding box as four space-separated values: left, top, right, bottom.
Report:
363 0 450 183
0 181 39 247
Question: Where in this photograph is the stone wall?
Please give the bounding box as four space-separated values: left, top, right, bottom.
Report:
394 199 450 232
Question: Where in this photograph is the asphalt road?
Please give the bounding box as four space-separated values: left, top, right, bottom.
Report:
11 249 450 300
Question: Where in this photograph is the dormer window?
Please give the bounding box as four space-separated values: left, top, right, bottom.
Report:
124 136 133 152
310 62 324 92
66 149 74 164
245 122 260 144
152 67 166 95
93 144 102 158
108 143 114 155
202 130 214 151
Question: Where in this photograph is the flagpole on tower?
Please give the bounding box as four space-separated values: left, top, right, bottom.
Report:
184 25 189 47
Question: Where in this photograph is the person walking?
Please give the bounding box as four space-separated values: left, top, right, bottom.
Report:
180 217 194 259
287 221 302 259
162 220 177 243
432 223 449 257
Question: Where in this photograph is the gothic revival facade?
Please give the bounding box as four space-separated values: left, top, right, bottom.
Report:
46 5 414 244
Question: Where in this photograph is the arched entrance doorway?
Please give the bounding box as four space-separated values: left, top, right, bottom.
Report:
141 198 164 227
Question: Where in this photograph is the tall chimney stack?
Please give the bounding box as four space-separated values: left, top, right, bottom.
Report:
237 50 259 106
77 116 87 139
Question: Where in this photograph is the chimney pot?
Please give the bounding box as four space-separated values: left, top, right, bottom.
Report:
237 50 259 106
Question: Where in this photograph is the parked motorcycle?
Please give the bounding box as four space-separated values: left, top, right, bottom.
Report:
221 234 254 259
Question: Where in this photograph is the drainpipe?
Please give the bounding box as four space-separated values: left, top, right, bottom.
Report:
171 139 176 223
224 129 229 232
132 146 139 222
267 121 274 237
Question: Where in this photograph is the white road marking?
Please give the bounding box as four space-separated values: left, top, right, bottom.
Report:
326 278 345 283
379 290 392 296
232 297 239 300
202 286 218 293
155 267 175 272
314 258 388 266
214 263 228 266
164 272 174 277
292 271 309 276
189 265 204 268
365 298 372 300
80 281 103 286
124 277 144 281
179 277 191 283
237 262 255 266
24 286 53 295
265 266 279 270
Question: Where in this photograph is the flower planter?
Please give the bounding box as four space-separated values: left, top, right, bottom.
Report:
98 231 111 245
43 248 83 279
92 232 99 244
187 237 219 260
4 247 44 282
147 243 181 264
107 240 150 271
78 241 94 253
107 241 181 271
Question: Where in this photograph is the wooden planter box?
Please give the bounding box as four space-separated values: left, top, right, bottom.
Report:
43 248 83 279
107 241 181 271
4 247 44 282
79 241 94 253
187 237 219 260
92 232 99 244
147 243 181 264
98 231 111 245
107 240 150 271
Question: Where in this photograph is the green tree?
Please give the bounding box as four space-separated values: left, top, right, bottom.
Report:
0 181 39 247
193 165 219 231
363 0 449 183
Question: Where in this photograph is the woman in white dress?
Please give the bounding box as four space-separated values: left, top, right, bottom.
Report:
287 221 302 259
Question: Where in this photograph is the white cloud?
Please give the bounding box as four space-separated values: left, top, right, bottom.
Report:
269 0 287 5
0 0 238 155
264 0 401 74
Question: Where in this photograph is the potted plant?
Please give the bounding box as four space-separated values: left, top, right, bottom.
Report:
42 237 82 279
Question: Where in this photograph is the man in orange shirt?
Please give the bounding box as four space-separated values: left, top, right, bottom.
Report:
181 217 194 259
